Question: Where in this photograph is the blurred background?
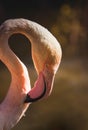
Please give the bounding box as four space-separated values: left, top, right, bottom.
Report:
0 0 88 130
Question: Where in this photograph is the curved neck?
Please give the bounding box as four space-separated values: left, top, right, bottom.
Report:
0 19 38 77
0 18 42 43
0 44 26 78
0 18 48 75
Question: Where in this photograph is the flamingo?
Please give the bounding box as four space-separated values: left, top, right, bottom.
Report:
0 18 62 130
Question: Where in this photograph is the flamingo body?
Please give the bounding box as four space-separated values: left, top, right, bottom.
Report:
0 18 62 130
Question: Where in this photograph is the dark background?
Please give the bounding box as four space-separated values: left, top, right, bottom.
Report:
0 0 88 58
0 1 88 130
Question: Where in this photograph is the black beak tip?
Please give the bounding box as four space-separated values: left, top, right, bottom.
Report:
24 84 46 103
24 94 33 103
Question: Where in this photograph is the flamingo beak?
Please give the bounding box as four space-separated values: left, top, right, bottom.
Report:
24 71 54 103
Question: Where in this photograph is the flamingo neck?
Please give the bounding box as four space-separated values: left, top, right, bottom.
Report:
1 44 27 78
0 19 33 78
0 29 30 129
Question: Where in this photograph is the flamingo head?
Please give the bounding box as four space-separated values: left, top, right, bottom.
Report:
25 31 62 103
